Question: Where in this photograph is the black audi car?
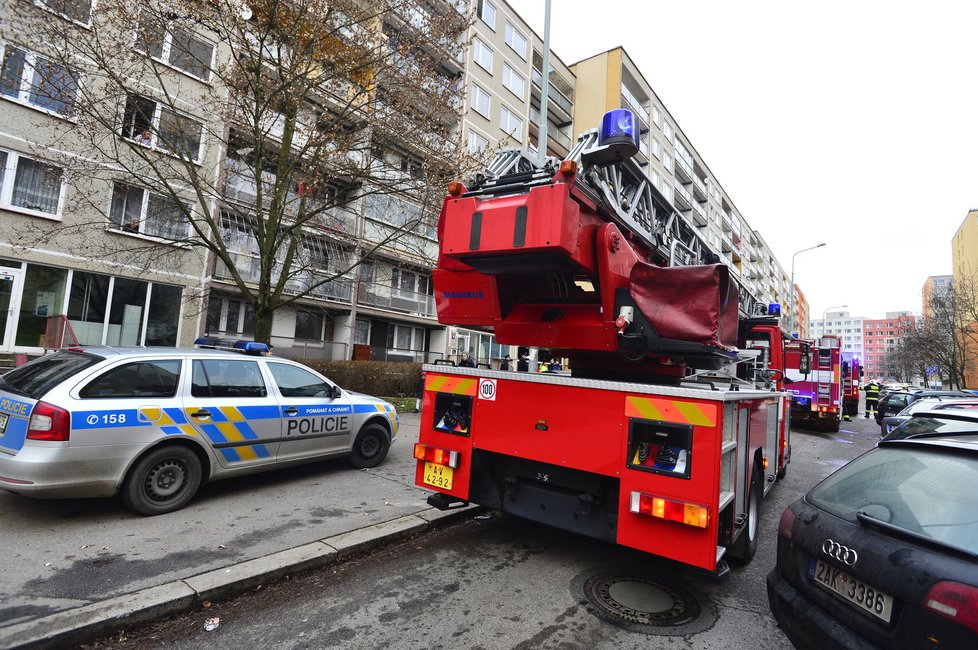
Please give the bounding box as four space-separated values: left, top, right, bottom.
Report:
767 435 978 648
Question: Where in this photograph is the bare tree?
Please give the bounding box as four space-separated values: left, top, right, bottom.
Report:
903 281 973 388
3 0 475 342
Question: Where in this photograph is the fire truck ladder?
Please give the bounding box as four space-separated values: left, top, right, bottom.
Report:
816 348 834 407
474 131 767 320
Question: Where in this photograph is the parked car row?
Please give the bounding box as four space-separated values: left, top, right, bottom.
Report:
768 407 978 648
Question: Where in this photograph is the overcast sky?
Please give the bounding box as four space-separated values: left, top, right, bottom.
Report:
506 0 978 319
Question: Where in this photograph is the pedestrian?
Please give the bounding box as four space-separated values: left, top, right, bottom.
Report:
863 378 880 418
517 355 529 372
548 357 563 372
458 353 475 368
500 355 511 371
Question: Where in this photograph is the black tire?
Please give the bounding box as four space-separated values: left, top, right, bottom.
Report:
349 423 390 469
729 470 761 564
121 446 203 515
822 420 840 433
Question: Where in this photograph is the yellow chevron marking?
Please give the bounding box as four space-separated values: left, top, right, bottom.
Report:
626 396 664 420
673 401 716 427
221 406 246 422
139 407 162 423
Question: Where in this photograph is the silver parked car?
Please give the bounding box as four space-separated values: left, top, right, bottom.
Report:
880 396 978 436
0 341 398 515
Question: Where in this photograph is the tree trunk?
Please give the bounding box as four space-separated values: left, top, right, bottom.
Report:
255 309 274 345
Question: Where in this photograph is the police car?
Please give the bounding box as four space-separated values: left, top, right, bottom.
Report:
0 340 398 515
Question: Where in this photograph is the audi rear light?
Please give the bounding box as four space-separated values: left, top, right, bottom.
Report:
925 581 978 634
778 507 796 541
26 401 70 442
630 491 709 528
413 443 459 468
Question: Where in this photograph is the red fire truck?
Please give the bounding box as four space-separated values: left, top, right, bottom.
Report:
413 110 795 575
786 335 843 432
840 351 862 420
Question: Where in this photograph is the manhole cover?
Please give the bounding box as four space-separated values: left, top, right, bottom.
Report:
572 568 717 635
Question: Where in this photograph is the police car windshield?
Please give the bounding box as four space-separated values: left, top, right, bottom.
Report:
2 351 104 399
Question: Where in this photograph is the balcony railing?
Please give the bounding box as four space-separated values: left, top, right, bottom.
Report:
673 153 693 182
690 200 708 226
673 181 694 210
531 68 573 115
358 282 436 318
214 252 354 303
528 107 572 149
691 174 707 200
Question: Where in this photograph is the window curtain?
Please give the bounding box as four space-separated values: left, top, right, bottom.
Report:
12 157 62 214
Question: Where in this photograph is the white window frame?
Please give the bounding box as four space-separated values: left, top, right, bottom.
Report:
468 130 489 153
652 106 661 127
478 0 497 30
121 94 204 162
135 17 215 82
0 148 65 219
504 22 528 60
651 137 661 160
107 182 191 241
472 37 493 73
470 83 490 118
664 122 674 143
502 64 525 100
500 106 523 140
37 0 93 25
0 42 78 117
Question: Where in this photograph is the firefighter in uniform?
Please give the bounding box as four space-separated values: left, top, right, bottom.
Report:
863 379 881 418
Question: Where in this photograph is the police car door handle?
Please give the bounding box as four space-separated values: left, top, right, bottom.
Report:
283 407 299 416
190 409 211 419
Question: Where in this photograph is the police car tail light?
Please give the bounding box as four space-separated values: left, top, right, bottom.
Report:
413 444 459 468
924 581 978 634
26 401 70 442
629 492 709 528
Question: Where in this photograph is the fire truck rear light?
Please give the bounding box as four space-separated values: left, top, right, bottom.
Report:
762 457 769 470
630 492 709 528
447 181 464 196
559 160 578 176
413 443 459 469
924 581 978 634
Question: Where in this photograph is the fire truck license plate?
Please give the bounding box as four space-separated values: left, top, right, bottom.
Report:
423 462 453 490
810 559 893 622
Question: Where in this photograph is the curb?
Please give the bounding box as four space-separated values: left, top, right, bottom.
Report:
0 505 478 650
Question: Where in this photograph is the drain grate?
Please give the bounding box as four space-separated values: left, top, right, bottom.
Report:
572 568 716 635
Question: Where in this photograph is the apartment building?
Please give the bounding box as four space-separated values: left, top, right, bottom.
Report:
569 47 792 313
811 311 866 358
951 209 978 386
862 312 915 379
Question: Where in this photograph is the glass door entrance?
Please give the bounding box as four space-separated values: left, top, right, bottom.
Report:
0 268 24 352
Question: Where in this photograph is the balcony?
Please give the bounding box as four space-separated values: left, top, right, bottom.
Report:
721 213 733 233
358 282 436 318
528 108 572 153
673 154 693 182
690 200 708 226
673 181 694 211
531 68 573 122
214 252 354 303
721 234 733 253
690 175 708 202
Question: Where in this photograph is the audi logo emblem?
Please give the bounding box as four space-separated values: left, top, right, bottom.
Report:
822 539 858 566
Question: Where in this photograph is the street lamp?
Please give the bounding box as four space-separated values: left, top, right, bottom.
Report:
789 243 827 335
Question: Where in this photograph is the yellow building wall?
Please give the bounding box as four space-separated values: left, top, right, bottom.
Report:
570 49 623 139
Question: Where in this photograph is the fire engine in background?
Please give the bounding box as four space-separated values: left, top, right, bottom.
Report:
840 352 862 420
413 109 801 576
785 335 843 432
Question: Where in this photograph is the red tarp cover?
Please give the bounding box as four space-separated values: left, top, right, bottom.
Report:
628 263 739 349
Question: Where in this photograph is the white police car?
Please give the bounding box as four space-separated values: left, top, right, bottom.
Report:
0 340 398 515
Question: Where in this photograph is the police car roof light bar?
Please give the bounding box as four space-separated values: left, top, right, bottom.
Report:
193 337 269 355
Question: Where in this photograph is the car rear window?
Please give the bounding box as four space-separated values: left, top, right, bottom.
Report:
0 351 104 399
888 416 978 440
808 447 978 553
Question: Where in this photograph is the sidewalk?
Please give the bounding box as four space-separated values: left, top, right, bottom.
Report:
0 413 476 650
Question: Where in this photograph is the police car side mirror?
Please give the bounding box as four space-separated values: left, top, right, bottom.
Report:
331 385 343 399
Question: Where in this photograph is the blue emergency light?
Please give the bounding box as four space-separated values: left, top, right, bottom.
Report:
599 109 640 158
767 303 781 316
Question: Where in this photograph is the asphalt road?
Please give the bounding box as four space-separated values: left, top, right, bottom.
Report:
75 415 883 649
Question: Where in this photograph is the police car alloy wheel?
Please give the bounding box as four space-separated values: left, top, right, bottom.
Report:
121 446 204 516
349 424 390 469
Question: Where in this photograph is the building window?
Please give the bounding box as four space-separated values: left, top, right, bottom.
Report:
391 268 430 298
502 64 525 100
651 138 661 159
663 152 672 172
472 37 493 72
0 149 64 216
136 18 213 81
477 0 496 30
664 122 674 142
39 0 92 23
470 83 490 118
504 22 528 60
295 309 325 341
108 183 190 240
354 318 370 345
467 130 489 153
500 106 523 139
121 94 203 161
0 43 78 116
652 106 661 126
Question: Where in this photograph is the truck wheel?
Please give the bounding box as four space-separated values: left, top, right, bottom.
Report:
729 470 761 564
822 420 840 433
349 424 390 469
121 446 202 515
